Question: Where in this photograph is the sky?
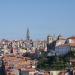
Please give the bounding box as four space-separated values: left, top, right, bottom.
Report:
0 0 75 40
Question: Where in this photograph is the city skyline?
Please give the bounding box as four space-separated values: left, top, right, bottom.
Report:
0 0 75 40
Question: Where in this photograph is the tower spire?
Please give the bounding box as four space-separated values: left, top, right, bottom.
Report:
26 28 30 40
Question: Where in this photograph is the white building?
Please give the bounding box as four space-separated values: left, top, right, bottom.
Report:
55 36 75 56
65 37 75 44
55 44 70 56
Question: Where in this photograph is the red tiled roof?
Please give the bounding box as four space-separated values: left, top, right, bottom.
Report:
68 36 75 39
56 44 69 47
69 43 75 47
57 43 75 47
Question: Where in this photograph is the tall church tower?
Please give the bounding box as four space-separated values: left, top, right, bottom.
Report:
26 28 30 40
47 35 53 44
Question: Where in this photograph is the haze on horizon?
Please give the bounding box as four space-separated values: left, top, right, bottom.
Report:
0 0 75 40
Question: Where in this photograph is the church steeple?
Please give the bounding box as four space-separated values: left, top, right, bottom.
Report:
26 28 30 40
